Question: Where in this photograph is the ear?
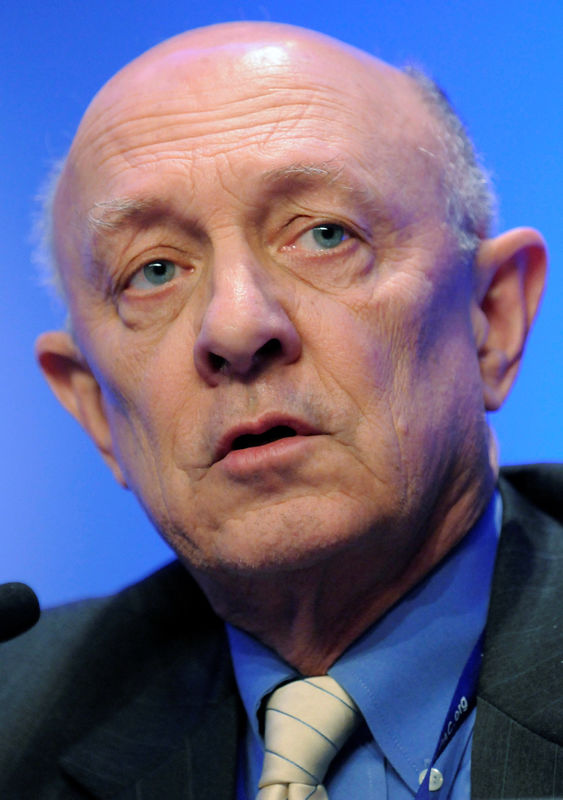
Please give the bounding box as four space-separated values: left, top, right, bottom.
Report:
35 331 128 487
473 227 547 411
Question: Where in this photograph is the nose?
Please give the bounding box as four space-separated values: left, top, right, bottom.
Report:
193 257 301 384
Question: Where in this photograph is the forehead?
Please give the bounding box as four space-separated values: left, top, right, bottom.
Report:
57 32 444 255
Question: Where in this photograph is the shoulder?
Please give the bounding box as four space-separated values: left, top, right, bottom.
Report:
472 466 563 796
497 463 563 574
479 463 563 739
0 559 223 677
0 561 231 775
499 462 563 528
494 463 562 633
494 461 563 638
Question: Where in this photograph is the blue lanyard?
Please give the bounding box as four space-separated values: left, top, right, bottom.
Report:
415 632 484 799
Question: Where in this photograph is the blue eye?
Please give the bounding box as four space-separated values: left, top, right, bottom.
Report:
129 259 177 290
142 259 176 284
311 224 348 249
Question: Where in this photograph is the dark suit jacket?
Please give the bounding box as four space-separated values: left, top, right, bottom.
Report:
0 465 561 799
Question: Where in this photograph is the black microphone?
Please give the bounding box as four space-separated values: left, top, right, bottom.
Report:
0 582 40 643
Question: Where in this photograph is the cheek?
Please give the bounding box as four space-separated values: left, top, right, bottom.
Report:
90 320 205 492
299 299 411 490
312 271 481 463
307 289 414 421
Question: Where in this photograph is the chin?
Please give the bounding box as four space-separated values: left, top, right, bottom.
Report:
165 493 389 578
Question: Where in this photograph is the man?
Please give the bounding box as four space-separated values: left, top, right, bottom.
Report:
0 20 560 799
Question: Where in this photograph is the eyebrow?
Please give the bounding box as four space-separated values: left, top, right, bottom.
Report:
87 197 167 234
260 161 383 215
85 160 385 236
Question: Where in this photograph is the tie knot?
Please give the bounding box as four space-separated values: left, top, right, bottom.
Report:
257 676 360 799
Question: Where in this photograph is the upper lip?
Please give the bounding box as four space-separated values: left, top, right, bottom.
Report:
213 414 321 463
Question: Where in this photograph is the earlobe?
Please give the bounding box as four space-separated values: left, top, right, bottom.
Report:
474 227 547 411
35 331 128 488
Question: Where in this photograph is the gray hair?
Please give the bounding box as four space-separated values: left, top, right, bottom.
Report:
33 67 496 307
32 157 67 306
403 65 496 258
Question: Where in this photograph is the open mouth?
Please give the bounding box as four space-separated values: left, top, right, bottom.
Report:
230 425 298 451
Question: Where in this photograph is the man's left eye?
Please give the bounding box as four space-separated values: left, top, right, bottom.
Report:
299 224 350 251
129 259 177 290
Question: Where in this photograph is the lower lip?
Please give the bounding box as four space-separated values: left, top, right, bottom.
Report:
218 434 316 477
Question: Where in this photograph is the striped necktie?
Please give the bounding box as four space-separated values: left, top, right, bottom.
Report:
256 675 360 799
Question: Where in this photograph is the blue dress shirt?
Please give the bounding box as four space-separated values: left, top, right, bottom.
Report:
227 493 501 798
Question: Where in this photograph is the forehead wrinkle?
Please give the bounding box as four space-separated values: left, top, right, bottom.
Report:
75 65 402 177
75 85 331 167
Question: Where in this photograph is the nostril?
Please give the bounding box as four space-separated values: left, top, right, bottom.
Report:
255 338 282 361
209 352 227 372
203 338 287 379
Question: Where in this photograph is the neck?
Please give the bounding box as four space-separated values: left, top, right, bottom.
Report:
191 470 496 675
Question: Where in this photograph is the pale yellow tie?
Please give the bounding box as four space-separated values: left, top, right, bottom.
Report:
256 676 360 800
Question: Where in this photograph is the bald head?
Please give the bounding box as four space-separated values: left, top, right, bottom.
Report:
74 22 402 142
61 22 424 208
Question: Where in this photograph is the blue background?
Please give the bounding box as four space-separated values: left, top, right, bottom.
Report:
2 1 561 608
